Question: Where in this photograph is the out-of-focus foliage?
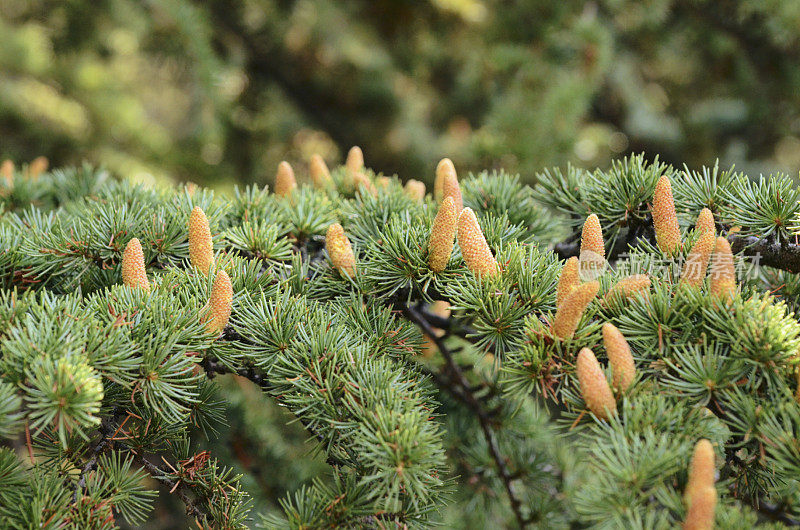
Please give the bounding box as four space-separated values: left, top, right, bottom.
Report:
1 0 800 186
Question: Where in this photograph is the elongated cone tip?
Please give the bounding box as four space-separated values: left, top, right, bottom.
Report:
709 237 736 303
602 323 635 392
428 196 458 272
121 238 149 291
29 156 48 180
346 146 364 174
189 206 214 275
1 160 13 187
653 175 681 256
685 439 715 507
576 348 616 420
604 274 651 304
680 230 715 288
435 158 456 202
274 161 297 198
552 281 599 340
683 486 716 530
442 170 463 213
405 179 426 202
326 223 356 277
457 207 498 278
309 154 332 188
206 270 233 336
580 214 605 280
695 208 715 236
556 257 580 308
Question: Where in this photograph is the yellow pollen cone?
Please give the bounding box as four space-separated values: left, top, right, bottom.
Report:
189 206 214 275
435 158 456 202
428 196 457 272
556 257 580 308
405 179 426 202
602 323 635 392
1 160 13 188
653 175 681 256
679 230 715 288
326 223 356 277
309 154 332 188
552 281 599 340
441 169 463 213
695 208 715 236
579 214 605 279
205 270 233 336
346 146 364 175
604 274 651 304
576 348 616 420
683 486 716 530
685 439 716 507
28 156 48 180
457 207 498 278
121 238 149 291
274 161 297 198
709 237 736 303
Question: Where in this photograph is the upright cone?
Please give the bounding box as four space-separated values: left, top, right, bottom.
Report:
428 196 457 272
346 146 364 175
556 257 580 308
685 439 715 506
576 348 616 420
602 323 635 392
653 175 681 256
205 270 233 336
326 223 356 277
709 237 736 303
683 439 716 530
695 208 715 236
274 161 297 198
435 158 456 202
405 180 426 202
121 238 149 291
309 154 332 188
679 230 715 288
457 207 498 278
189 206 215 275
683 486 716 530
552 281 599 340
579 214 605 279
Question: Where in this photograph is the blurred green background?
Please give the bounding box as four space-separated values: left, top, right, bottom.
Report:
1 0 800 187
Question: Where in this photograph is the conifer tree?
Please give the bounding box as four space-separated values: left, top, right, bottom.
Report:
2 152 800 528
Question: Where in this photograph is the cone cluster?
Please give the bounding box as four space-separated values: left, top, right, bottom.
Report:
556 257 580 308
604 274 651 305
1 159 13 188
